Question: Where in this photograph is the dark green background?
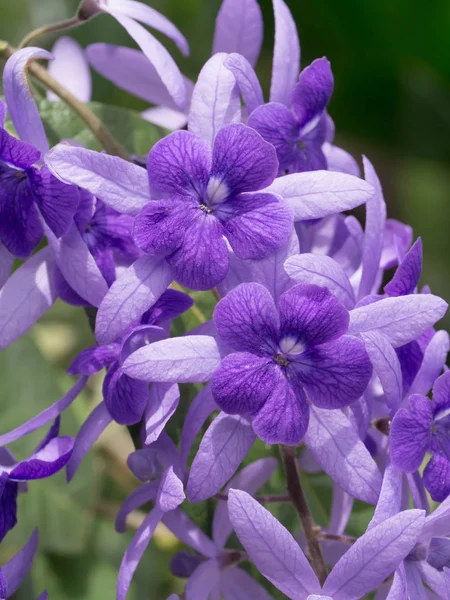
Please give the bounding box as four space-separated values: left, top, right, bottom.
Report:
0 1 449 598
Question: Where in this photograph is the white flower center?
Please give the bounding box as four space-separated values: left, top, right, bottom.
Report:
279 335 305 356
206 177 229 205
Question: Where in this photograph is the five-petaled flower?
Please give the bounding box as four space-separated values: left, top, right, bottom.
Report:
211 282 372 445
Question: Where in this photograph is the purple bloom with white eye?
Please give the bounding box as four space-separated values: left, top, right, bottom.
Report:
211 282 372 445
391 371 450 502
248 58 334 174
133 123 293 290
0 418 73 542
68 289 192 426
0 112 79 259
0 529 47 599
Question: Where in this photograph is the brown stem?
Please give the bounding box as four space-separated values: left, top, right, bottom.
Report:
371 416 391 436
317 531 356 545
0 41 130 160
280 445 328 585
18 16 82 49
216 492 292 504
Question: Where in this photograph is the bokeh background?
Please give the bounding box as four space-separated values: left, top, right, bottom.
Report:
0 0 449 598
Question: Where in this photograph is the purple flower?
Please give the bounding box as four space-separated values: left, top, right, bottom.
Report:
211 282 372 445
0 529 47 599
391 371 450 502
0 419 74 542
133 124 293 289
68 289 192 426
248 58 334 174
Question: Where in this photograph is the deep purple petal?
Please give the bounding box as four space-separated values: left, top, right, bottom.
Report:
247 103 298 172
322 510 425 600
0 247 56 350
270 0 301 105
228 490 320 597
145 382 180 445
48 37 92 103
212 352 277 415
252 370 310 445
304 406 382 504
410 330 449 396
0 99 5 127
186 412 255 503
143 288 193 325
169 212 229 290
0 127 40 168
116 506 163 600
45 144 151 215
221 192 293 260
147 130 211 197
104 364 149 425
9 436 74 481
104 8 186 109
0 169 43 258
53 266 89 307
279 283 349 348
224 53 264 114
66 401 112 482
424 454 450 503
292 58 334 131
396 340 423 394
390 394 432 472
95 255 172 345
0 475 18 543
123 335 221 383
385 238 423 297
0 529 38 596
133 198 195 255
211 124 278 196
213 0 263 67
108 0 189 56
213 282 279 354
115 481 159 533
430 371 450 413
3 47 51 155
188 53 241 147
68 344 119 376
427 537 450 570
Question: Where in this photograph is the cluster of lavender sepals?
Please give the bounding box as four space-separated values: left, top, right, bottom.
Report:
1 0 450 598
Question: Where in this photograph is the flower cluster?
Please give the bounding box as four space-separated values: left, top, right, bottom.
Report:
1 0 450 598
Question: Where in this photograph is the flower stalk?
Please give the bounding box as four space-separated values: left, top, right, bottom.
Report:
18 16 82 49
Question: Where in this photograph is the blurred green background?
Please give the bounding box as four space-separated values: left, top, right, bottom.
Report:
0 0 449 598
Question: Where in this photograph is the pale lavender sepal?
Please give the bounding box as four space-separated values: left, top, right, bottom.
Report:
322 510 426 600
270 0 300 105
213 0 263 67
145 383 180 445
0 243 14 288
349 295 448 348
87 43 194 109
224 53 264 114
162 508 218 558
0 99 5 126
95 255 172 345
188 53 241 147
228 490 320 598
116 506 163 600
47 37 92 103
47 223 108 307
361 331 403 412
218 230 299 303
328 484 354 535
123 335 221 383
385 564 407 600
410 330 449 396
304 406 382 504
141 106 188 130
263 171 374 221
186 413 255 503
45 145 151 215
0 376 87 446
213 457 277 549
66 401 112 482
185 559 221 600
420 495 450 543
180 383 218 469
0 529 38 597
157 466 185 512
416 561 447 598
3 47 51 155
115 482 159 532
105 8 186 110
222 567 275 600
284 253 355 309
323 142 360 177
108 0 189 56
0 247 56 350
369 463 403 530
358 156 387 299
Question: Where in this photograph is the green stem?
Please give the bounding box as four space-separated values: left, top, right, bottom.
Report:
280 445 328 585
0 41 130 160
18 16 81 49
